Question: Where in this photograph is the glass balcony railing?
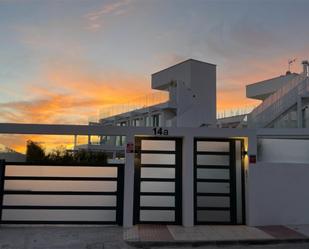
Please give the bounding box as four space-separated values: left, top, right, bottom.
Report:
249 74 309 127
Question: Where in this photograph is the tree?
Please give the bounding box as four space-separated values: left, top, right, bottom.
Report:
25 140 107 165
26 140 46 162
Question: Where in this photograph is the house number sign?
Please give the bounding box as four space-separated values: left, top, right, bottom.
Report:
153 127 169 136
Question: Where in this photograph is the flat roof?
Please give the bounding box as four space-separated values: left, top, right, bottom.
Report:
152 59 216 76
246 73 298 87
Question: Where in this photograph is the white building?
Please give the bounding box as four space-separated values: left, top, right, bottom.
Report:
81 59 309 155
83 59 217 155
247 60 309 128
96 59 217 128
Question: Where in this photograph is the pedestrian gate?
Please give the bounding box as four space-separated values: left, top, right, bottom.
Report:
134 137 182 224
194 138 245 224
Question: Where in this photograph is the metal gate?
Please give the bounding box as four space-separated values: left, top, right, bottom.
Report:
134 137 182 224
194 138 245 224
0 160 124 225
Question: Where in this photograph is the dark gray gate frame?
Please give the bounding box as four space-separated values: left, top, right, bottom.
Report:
133 137 182 225
0 161 124 225
193 138 246 225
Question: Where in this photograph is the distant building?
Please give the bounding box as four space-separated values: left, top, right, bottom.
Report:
0 151 26 162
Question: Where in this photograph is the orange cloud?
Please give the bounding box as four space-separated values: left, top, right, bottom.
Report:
0 55 151 125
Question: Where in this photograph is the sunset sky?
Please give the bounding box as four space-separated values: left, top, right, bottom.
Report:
1 0 309 126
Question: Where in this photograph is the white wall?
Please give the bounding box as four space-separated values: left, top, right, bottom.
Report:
246 73 298 101
152 59 217 127
248 162 309 226
176 60 216 127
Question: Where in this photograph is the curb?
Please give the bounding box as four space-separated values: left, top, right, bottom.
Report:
126 238 309 248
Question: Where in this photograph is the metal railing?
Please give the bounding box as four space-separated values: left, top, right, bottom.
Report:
217 106 256 119
99 91 169 120
249 74 309 127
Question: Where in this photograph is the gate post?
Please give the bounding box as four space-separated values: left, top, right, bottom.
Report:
0 160 5 223
182 135 194 226
123 134 135 227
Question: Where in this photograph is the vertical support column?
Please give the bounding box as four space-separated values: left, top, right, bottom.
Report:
88 135 91 145
246 133 257 226
73 135 77 149
116 164 124 225
297 97 303 128
182 135 194 227
123 133 135 227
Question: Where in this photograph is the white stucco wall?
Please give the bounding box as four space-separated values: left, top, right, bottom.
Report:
152 59 217 127
248 162 309 226
246 73 298 100
176 60 216 127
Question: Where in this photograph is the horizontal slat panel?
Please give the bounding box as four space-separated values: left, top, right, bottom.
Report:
197 210 230 222
197 182 230 194
196 141 229 152
141 167 175 179
4 191 117 195
140 210 175 222
2 205 116 210
140 196 175 207
197 196 230 208
141 140 175 151
5 165 118 177
197 155 229 166
5 176 117 181
141 154 175 165
0 221 116 225
141 182 175 193
5 180 117 192
197 168 229 180
2 209 116 221
3 195 116 206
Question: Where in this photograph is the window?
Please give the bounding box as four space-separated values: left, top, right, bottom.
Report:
116 121 127 146
145 116 151 127
152 114 161 127
132 119 141 127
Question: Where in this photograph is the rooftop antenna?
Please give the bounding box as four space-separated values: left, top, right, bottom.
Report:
288 58 296 72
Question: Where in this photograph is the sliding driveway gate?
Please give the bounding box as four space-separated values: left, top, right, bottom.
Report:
134 137 182 224
194 138 245 225
0 161 124 225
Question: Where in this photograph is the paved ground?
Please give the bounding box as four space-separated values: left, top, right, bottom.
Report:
0 226 131 249
0 225 309 249
125 224 309 241
156 244 309 249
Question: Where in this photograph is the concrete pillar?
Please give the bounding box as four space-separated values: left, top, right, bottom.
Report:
123 133 135 227
297 97 303 128
182 135 194 226
246 133 257 226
